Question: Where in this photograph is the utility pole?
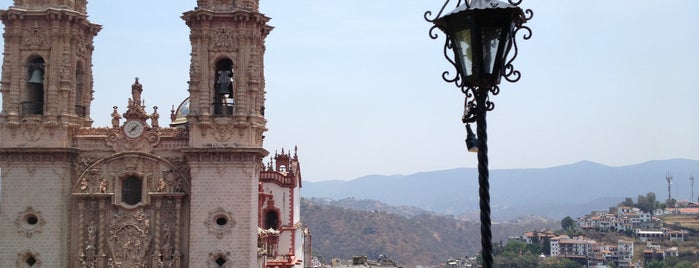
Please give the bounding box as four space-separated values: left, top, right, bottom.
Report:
691 175 695 202
666 172 673 201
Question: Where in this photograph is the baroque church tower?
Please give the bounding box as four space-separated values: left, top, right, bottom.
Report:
0 0 101 266
181 0 272 266
0 0 306 267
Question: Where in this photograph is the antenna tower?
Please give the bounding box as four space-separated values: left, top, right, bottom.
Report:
691 175 695 202
666 172 673 201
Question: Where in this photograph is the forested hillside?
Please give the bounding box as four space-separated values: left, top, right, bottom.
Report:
301 198 557 267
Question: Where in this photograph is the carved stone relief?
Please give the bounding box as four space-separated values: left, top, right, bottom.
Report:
71 153 190 267
23 23 47 49
16 248 42 268
107 210 151 267
21 117 44 142
15 206 46 238
213 28 234 49
207 250 232 268
205 207 235 239
207 118 236 142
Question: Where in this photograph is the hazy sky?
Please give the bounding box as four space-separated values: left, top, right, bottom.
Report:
2 1 698 182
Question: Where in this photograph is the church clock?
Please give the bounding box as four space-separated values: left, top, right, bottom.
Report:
123 120 144 138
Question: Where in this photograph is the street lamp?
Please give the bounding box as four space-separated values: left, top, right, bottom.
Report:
425 1 532 267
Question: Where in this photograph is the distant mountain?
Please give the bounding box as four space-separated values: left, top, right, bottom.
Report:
306 197 436 218
301 198 558 267
301 159 699 220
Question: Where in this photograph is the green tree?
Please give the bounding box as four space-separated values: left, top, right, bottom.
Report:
537 257 581 268
502 240 529 257
526 243 543 256
494 253 538 268
666 198 677 208
561 216 576 230
637 192 658 213
542 237 551 256
646 260 664 268
672 261 694 268
620 197 635 207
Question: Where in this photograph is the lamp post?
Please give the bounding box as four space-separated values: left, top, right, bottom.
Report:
425 1 532 267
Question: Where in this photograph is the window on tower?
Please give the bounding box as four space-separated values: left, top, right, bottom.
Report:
75 62 86 117
264 210 279 230
22 57 45 115
122 176 143 206
213 58 234 116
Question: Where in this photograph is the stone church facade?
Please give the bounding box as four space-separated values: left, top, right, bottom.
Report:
0 1 308 267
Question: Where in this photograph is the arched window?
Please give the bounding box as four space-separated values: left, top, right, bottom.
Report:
22 57 45 115
264 210 279 230
213 58 234 115
122 176 142 205
75 62 86 117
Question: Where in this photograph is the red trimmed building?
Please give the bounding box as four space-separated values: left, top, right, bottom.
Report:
259 147 310 268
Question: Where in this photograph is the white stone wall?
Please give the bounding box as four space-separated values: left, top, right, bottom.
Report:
188 161 260 267
0 162 72 267
293 183 301 223
294 227 305 267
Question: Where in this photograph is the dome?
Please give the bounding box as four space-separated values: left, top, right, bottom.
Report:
170 97 190 127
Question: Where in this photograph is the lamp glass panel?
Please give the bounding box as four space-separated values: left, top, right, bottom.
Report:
481 26 501 75
453 28 473 77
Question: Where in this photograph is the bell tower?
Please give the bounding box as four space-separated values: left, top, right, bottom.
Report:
182 0 272 266
0 0 100 266
182 0 271 147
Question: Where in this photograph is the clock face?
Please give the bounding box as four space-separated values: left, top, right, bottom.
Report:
124 120 144 138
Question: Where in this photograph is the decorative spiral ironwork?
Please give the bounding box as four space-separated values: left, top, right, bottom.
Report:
425 2 532 268
476 111 492 268
426 0 533 116
423 0 466 24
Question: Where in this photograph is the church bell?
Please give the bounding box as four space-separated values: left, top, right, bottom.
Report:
27 69 44 84
215 83 230 95
215 70 233 95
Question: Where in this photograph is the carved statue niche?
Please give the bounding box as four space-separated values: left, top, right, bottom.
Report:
77 168 105 194
107 211 152 267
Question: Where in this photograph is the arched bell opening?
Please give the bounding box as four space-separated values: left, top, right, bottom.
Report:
75 61 86 117
23 57 45 115
264 210 279 230
213 58 234 116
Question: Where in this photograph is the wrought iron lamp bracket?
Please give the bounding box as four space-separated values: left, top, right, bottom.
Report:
461 85 498 124
426 0 533 119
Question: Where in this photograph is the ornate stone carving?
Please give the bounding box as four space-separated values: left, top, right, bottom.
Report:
75 127 111 136
15 206 46 238
106 128 161 153
77 168 106 194
157 169 185 193
59 46 72 82
16 248 42 268
21 117 44 142
0 150 74 163
205 207 235 239
23 24 47 48
107 210 152 267
26 166 37 176
213 28 234 49
207 118 236 142
111 106 121 128
157 223 177 267
207 250 232 268
77 220 98 268
150 106 160 128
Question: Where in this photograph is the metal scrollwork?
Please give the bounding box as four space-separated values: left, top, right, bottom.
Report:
426 0 533 123
503 3 533 83
460 85 498 123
